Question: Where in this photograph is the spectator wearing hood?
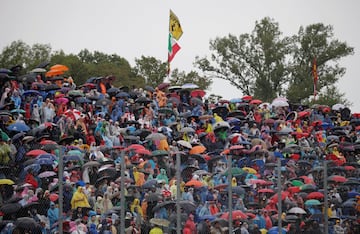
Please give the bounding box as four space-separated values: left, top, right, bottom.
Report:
71 186 90 210
47 202 59 231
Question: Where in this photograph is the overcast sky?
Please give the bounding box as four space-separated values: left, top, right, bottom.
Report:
1 0 360 111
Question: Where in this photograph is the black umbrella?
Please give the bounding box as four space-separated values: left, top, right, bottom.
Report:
15 217 40 229
142 179 158 189
17 73 37 83
146 193 162 202
43 84 61 91
116 91 130 98
0 203 22 215
95 176 112 187
135 96 151 104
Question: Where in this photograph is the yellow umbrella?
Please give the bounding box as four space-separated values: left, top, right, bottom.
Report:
242 167 257 174
0 179 15 185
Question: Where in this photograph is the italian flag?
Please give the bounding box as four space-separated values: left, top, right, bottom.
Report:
168 33 181 63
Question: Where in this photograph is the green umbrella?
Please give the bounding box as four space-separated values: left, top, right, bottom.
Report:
222 167 245 176
0 130 9 141
151 150 169 157
291 180 304 187
305 199 321 206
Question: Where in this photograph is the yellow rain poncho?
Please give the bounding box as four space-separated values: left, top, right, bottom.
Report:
71 186 90 210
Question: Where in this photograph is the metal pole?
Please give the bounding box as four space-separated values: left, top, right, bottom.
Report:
176 152 181 234
277 157 282 231
227 154 233 233
120 150 125 234
58 146 63 234
324 161 329 234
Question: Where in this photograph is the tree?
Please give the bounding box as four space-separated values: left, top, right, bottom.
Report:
287 23 354 104
195 18 354 105
133 56 167 87
195 17 291 101
169 69 212 91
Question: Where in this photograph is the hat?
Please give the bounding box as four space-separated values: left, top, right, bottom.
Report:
89 211 97 217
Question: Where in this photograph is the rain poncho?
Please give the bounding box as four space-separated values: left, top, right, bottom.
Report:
71 186 90 210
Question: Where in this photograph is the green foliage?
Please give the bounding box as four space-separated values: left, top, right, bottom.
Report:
195 18 354 105
133 56 167 87
169 68 212 90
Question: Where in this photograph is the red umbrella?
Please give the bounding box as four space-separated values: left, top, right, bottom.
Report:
248 179 267 185
344 165 355 171
242 95 253 101
157 82 170 90
258 188 275 194
40 140 58 145
249 99 262 105
270 191 290 203
190 89 206 98
298 111 311 119
136 148 151 155
299 176 314 184
26 149 48 157
287 186 301 193
307 192 324 200
220 210 248 220
127 144 145 151
328 175 347 183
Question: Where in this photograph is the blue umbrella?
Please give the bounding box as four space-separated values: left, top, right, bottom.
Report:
0 68 12 74
75 97 92 104
24 164 41 173
35 158 54 165
64 155 82 162
229 98 243 103
268 226 287 234
348 191 360 198
142 179 158 189
36 153 56 161
116 91 130 98
22 90 41 96
7 122 30 132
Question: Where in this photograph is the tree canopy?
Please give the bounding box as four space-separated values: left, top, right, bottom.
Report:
195 17 354 106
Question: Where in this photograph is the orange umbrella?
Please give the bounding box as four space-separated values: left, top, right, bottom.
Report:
50 64 69 72
189 145 206 155
185 179 204 187
46 69 64 77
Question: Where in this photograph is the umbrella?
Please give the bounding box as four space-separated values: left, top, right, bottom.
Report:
14 217 39 229
22 90 41 96
55 97 69 105
50 64 69 71
189 145 206 154
0 179 15 185
107 87 119 96
49 193 59 202
147 193 162 202
270 191 290 202
220 210 248 220
152 200 196 213
179 127 195 133
116 91 130 98
142 179 158 189
7 122 30 132
177 140 192 149
190 89 206 98
151 150 169 157
222 167 245 176
300 184 317 192
135 96 151 104
190 97 203 105
82 161 101 168
305 199 321 206
328 175 347 183
38 171 57 178
268 226 287 234
185 179 205 187
258 188 275 194
307 192 324 200
95 98 111 106
75 97 91 104
291 180 304 187
271 99 289 108
30 68 46 73
287 207 307 214
181 83 199 89
146 133 167 141
149 218 170 227
332 103 345 111
157 82 170 90
213 121 230 131
0 203 22 215
250 99 262 105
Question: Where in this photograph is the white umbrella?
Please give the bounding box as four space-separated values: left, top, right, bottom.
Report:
271 99 289 108
332 103 345 111
181 83 199 89
177 140 192 149
146 132 167 141
287 207 307 214
30 68 46 73
180 127 195 133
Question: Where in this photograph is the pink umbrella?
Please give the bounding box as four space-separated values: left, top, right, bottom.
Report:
55 97 69 105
